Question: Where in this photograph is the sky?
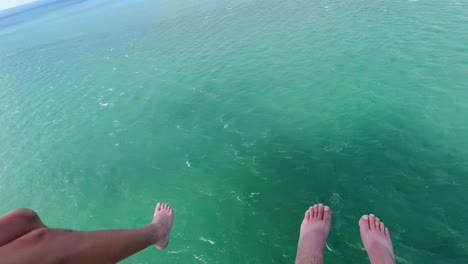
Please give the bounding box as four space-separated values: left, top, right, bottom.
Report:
0 0 38 11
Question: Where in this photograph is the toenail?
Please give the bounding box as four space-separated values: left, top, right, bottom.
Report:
324 206 330 211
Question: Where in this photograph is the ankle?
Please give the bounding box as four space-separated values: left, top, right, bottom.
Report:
296 244 324 263
368 250 395 264
143 224 159 244
299 233 326 253
295 252 324 264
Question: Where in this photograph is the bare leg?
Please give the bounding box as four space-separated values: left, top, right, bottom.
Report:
0 203 174 264
295 204 332 264
0 208 46 247
359 214 395 264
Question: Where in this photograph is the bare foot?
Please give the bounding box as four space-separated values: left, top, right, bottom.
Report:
150 202 174 250
359 214 395 264
295 204 332 264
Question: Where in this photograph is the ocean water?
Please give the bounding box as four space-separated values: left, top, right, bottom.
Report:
1 0 468 263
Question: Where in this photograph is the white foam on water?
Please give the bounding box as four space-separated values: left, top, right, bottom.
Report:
193 255 207 264
249 192 260 198
396 256 409 264
42 121 54 127
168 249 187 254
98 96 109 107
199 237 215 244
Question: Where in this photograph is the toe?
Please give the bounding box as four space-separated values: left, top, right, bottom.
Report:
323 206 332 222
304 209 311 221
359 215 370 231
369 214 376 230
380 222 385 234
157 203 162 211
312 205 318 219
318 204 324 220
375 217 381 231
385 227 390 238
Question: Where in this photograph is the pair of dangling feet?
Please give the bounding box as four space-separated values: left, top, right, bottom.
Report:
296 204 394 264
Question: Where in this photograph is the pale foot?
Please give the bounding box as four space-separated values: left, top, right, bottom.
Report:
359 214 395 264
295 204 332 264
150 202 174 250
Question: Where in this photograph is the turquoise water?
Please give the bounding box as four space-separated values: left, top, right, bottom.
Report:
1 0 468 263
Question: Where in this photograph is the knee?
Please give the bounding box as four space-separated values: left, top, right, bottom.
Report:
9 208 40 222
28 228 73 243
23 227 50 243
